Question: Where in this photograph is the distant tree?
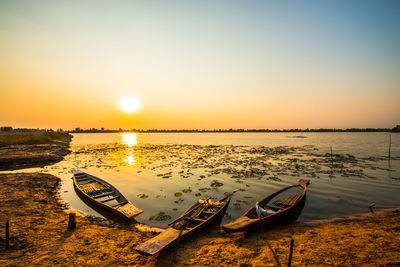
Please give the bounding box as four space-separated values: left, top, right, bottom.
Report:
0 126 13 132
392 125 400 132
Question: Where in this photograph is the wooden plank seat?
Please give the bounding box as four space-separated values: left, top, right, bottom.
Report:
76 177 93 182
93 191 115 199
81 183 108 194
202 211 215 215
111 202 126 208
273 194 301 208
185 217 206 223
77 181 97 186
101 196 120 203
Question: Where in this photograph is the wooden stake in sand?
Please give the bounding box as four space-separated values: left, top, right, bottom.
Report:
68 212 76 230
330 146 334 170
5 220 10 249
369 203 375 213
287 238 294 267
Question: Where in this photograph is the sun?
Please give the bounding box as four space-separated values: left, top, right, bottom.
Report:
119 96 140 113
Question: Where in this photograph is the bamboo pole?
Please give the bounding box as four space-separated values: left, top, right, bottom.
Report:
388 134 391 161
5 220 10 249
287 238 294 267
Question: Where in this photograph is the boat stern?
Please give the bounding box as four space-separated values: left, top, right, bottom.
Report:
116 203 144 219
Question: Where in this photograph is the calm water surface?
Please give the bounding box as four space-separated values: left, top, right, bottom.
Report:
13 133 400 227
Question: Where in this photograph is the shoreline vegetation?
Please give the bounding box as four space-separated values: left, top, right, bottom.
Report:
0 131 72 147
0 132 72 170
1 125 399 133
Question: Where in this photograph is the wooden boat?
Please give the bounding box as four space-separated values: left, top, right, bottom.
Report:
222 179 310 233
133 193 233 256
72 170 143 220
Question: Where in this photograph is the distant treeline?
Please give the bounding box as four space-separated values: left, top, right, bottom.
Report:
69 127 396 133
2 125 398 133
0 126 64 132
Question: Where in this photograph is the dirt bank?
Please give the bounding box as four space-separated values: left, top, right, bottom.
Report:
0 145 70 170
0 173 399 266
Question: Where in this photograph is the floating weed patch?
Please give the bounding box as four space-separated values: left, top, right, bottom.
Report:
268 176 282 181
182 188 192 193
137 193 149 199
195 193 202 197
155 212 171 221
174 192 183 197
149 216 155 221
172 208 178 211
211 180 223 187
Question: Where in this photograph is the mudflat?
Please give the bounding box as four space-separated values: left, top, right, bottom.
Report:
0 172 399 266
0 144 70 170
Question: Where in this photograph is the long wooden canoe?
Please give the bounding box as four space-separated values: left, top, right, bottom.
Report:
72 170 143 220
222 179 310 233
134 193 233 256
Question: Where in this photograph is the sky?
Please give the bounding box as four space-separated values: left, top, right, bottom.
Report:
1 0 399 130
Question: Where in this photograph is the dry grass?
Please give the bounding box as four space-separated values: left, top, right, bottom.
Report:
0 132 72 147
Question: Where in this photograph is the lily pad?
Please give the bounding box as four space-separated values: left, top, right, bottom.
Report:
174 192 183 197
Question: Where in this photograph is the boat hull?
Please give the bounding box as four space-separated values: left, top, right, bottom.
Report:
134 196 231 256
72 170 143 220
222 179 309 233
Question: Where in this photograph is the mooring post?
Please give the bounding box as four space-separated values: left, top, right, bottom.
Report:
287 238 294 267
67 212 76 230
5 220 10 250
388 134 391 161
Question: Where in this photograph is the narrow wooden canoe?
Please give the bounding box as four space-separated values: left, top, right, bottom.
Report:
222 179 310 233
72 170 143 220
133 193 233 256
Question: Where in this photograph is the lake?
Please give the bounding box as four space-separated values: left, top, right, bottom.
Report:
14 132 400 228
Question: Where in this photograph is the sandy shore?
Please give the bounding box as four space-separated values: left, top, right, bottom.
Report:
1 172 399 266
0 144 70 170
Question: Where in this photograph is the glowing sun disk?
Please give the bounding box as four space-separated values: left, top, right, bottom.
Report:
120 96 140 113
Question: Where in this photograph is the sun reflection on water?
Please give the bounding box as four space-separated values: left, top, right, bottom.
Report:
121 132 138 147
121 133 137 166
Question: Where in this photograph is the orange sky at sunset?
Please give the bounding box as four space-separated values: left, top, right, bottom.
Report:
1 1 399 130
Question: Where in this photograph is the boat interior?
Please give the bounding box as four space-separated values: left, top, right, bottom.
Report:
172 201 224 231
74 172 127 208
249 185 304 218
